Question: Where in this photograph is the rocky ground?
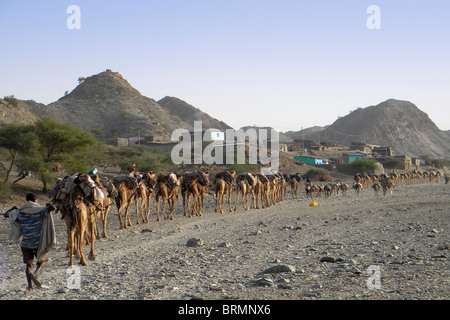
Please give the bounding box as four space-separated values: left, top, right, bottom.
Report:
0 178 448 301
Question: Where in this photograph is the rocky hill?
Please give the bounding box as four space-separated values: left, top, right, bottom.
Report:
2 72 448 159
238 126 293 143
157 96 232 132
285 99 450 159
0 98 43 125
1 70 233 144
44 70 186 143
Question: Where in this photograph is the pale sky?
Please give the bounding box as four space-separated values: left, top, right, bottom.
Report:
1 0 449 132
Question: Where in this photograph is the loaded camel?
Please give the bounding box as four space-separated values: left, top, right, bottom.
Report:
213 170 236 214
155 173 182 221
181 170 210 218
113 175 139 229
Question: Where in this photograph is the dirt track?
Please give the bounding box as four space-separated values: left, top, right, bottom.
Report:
0 178 448 300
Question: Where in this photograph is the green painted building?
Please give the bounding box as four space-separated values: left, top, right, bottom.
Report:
342 152 368 163
294 156 323 166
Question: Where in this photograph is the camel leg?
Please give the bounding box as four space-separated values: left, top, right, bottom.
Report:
197 196 203 216
183 193 189 217
135 197 140 225
140 199 147 224
124 195 134 228
117 196 126 228
88 215 96 262
161 199 168 220
68 228 75 266
156 197 161 221
220 193 225 214
243 191 249 211
145 195 152 223
186 193 193 218
214 192 219 213
195 194 202 216
78 218 88 266
102 205 110 238
234 189 240 212
168 198 175 220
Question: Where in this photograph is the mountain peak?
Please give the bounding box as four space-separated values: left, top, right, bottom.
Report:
60 69 137 102
286 99 450 158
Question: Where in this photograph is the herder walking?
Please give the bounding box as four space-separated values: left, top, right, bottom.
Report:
4 193 56 293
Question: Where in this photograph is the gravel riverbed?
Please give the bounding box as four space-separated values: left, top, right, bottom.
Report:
0 181 448 300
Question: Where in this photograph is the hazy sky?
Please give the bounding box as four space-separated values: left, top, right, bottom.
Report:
1 0 449 132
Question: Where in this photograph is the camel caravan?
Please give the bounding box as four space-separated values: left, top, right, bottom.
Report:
47 163 444 266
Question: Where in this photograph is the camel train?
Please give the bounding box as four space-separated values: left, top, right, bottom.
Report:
48 164 443 266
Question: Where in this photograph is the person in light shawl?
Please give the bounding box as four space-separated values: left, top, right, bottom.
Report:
5 193 56 293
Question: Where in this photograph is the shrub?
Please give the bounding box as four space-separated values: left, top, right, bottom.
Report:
350 158 378 173
3 95 18 107
381 159 404 170
303 168 332 181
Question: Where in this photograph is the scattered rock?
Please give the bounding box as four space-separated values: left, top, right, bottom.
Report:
186 238 204 247
320 256 336 263
260 265 296 274
218 242 232 248
252 278 274 287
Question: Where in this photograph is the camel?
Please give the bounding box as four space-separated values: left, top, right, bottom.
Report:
435 171 441 183
340 183 349 196
234 172 256 211
288 174 303 199
181 170 210 218
278 173 287 201
134 179 148 224
142 171 157 222
267 174 280 205
247 173 263 210
372 182 382 196
380 177 395 196
113 175 138 229
67 187 96 266
353 182 363 195
256 174 271 208
331 182 341 196
213 170 236 214
155 173 181 221
305 181 312 198
310 185 320 198
95 176 118 238
324 184 333 198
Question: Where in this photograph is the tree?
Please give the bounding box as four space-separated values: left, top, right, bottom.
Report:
17 118 96 192
382 159 404 172
0 123 36 181
350 158 378 174
3 95 19 107
421 155 433 166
